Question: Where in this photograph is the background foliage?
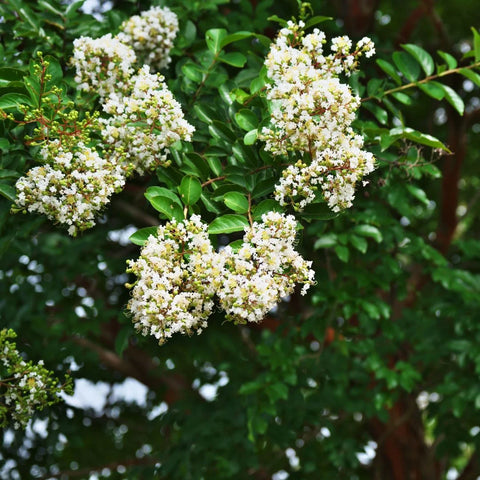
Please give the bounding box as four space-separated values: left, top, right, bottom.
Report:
1 0 480 479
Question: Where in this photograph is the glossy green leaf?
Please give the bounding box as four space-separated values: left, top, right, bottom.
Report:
391 92 412 105
219 52 247 68
252 199 283 220
349 235 368 254
129 226 158 246
234 109 258 131
267 15 288 27
182 62 203 83
305 16 333 29
353 225 383 243
459 68 480 87
223 191 249 213
145 187 182 207
220 31 252 48
205 28 227 54
392 51 421 82
314 233 337 249
0 67 25 87
0 183 16 202
179 175 202 205
244 129 258 145
149 195 184 221
437 50 457 70
376 59 401 85
472 27 480 62
363 102 388 125
402 44 434 76
208 214 249 234
335 245 350 262
439 84 464 115
0 93 31 109
419 81 445 100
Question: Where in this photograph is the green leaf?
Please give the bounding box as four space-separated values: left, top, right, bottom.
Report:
267 15 288 27
300 203 338 221
177 20 196 48
390 127 449 151
193 104 216 124
437 51 457 70
252 199 283 220
349 234 368 254
244 129 258 145
179 175 202 205
129 226 158 246
0 183 16 202
209 120 236 142
205 28 227 54
438 84 464 115
0 67 25 87
353 224 383 243
392 51 421 82
459 68 480 87
406 184 429 206
234 110 258 131
182 62 203 83
114 326 131 356
44 55 63 84
208 214 249 234
376 59 401 85
145 187 182 207
149 195 184 221
223 191 249 213
0 169 20 179
402 44 434 76
391 92 412 105
419 81 445 100
334 245 350 262
220 31 252 48
219 52 247 68
363 102 388 125
305 16 333 29
314 233 337 249
472 27 480 62
0 93 31 109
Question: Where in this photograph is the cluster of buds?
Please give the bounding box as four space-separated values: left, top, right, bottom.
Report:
117 6 179 70
101 66 195 175
260 21 375 212
0 329 72 429
15 141 125 236
126 212 314 344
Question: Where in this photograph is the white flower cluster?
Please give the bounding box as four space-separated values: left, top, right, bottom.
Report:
117 6 179 70
72 34 136 98
1 329 69 429
215 211 315 323
126 215 218 344
260 21 376 212
127 212 314 344
101 66 195 175
15 141 125 236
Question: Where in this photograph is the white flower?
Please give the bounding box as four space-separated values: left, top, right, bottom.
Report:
72 34 136 98
117 6 179 70
101 66 195 175
214 212 315 323
126 216 218 344
15 141 125 235
260 23 376 212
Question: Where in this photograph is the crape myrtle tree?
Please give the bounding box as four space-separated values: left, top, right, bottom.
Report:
1 0 480 478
